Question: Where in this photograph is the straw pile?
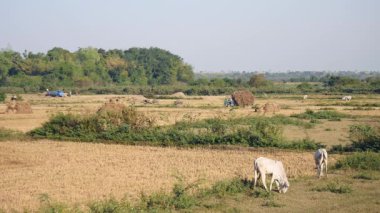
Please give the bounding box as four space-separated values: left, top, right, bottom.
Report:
170 92 186 98
231 90 255 107
6 101 33 114
263 102 280 115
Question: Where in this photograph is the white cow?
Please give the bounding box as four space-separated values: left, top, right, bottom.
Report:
342 96 352 101
253 157 289 193
303 95 308 100
314 148 328 178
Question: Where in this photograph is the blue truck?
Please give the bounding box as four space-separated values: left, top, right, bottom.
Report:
46 90 65 97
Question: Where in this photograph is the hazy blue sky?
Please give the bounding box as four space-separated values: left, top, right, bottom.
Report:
1 0 379 72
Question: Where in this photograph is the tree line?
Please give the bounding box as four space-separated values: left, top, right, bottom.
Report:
0 47 194 91
0 46 379 95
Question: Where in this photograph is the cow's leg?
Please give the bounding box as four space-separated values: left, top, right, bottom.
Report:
325 160 328 178
317 159 323 178
261 173 268 191
269 175 275 192
275 180 280 191
254 169 258 189
320 163 324 177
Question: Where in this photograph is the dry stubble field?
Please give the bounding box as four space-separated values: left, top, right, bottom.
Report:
0 93 379 211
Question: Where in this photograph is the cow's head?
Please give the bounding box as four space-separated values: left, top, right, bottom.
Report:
279 181 289 193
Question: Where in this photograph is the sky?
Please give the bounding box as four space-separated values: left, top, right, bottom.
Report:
0 0 379 72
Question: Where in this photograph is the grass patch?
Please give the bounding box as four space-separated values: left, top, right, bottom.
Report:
262 198 285 208
316 102 380 107
335 152 380 171
31 177 284 212
353 172 379 180
0 128 26 141
312 181 352 194
350 106 375 111
291 109 349 120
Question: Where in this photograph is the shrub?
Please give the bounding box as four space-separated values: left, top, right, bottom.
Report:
286 138 325 150
349 125 380 152
0 92 5 102
37 194 72 213
335 152 380 171
139 175 199 210
205 178 249 198
30 112 319 150
88 197 132 213
331 124 380 153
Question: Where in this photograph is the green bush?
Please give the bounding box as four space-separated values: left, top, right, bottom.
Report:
138 175 199 211
335 152 380 171
349 125 380 152
88 197 132 213
0 92 5 102
30 111 321 150
205 178 250 198
330 124 380 153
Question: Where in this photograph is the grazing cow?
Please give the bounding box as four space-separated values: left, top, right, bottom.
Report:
314 148 328 178
263 102 280 115
303 95 308 100
253 157 289 193
342 96 352 101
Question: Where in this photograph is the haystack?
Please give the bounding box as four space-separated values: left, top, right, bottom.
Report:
170 92 186 98
231 90 255 107
263 102 280 115
6 101 33 114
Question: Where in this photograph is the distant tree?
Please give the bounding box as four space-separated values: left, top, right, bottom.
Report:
0 51 14 83
124 47 194 85
105 54 128 83
210 78 226 87
297 82 313 92
128 62 148 85
47 47 73 62
324 76 360 87
176 63 194 83
249 74 270 88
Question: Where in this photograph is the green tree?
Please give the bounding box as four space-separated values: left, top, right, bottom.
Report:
124 47 194 85
297 82 313 92
105 54 128 83
249 74 269 88
0 51 13 83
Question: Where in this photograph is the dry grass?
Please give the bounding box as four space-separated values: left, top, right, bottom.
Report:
0 94 379 211
0 140 328 212
0 94 380 132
